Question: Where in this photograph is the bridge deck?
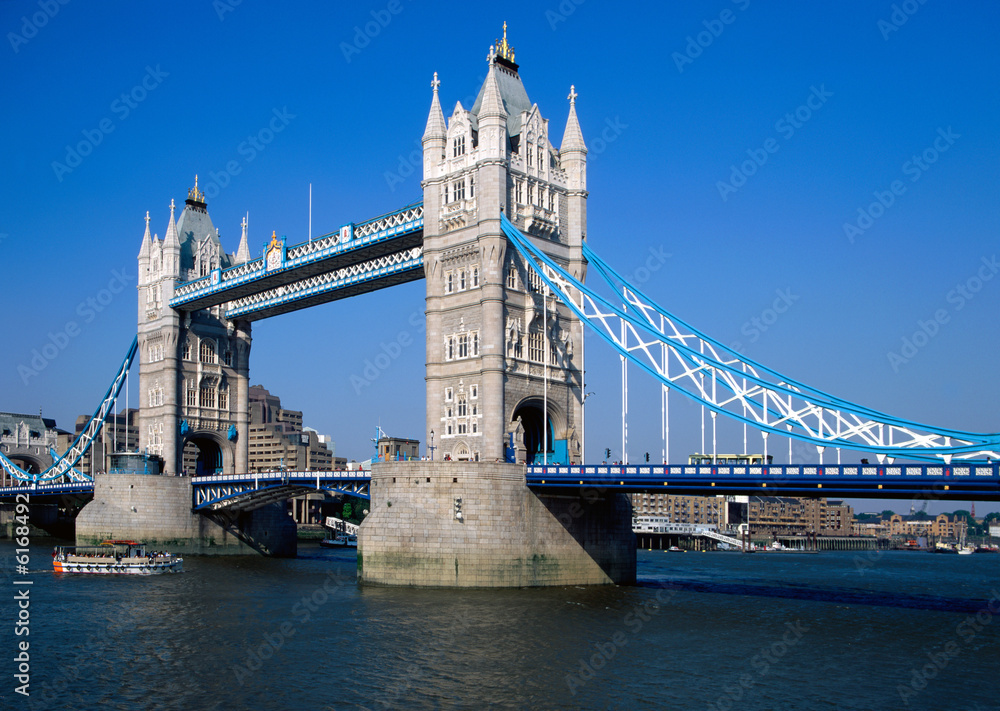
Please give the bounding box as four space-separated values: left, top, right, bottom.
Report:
526 463 1000 501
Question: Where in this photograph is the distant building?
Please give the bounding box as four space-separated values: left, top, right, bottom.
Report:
377 436 420 461
247 385 344 525
747 496 855 537
888 513 967 541
0 412 60 485
57 409 140 477
629 493 730 528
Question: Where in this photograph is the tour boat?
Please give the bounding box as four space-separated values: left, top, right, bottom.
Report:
52 540 183 574
319 532 357 548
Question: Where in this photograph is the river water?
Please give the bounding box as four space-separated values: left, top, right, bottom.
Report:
2 541 998 710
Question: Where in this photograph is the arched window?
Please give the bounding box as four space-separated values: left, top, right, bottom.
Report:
200 339 216 364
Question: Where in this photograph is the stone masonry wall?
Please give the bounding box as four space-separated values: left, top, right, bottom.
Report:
75 473 296 556
358 461 635 587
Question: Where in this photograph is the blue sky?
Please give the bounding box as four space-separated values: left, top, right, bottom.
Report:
1 1 997 514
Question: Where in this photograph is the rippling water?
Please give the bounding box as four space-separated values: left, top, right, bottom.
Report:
2 541 998 710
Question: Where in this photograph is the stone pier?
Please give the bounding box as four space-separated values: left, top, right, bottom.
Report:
75 473 296 556
358 462 636 587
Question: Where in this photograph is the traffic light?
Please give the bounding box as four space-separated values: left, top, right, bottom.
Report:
605 448 611 460
454 497 463 521
645 452 650 463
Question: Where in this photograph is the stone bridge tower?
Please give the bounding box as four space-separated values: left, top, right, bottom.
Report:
421 26 587 464
136 179 252 476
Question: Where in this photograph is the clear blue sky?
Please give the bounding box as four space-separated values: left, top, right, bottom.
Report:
1 1 997 514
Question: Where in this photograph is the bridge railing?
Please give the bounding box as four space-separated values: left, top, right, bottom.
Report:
526 463 999 479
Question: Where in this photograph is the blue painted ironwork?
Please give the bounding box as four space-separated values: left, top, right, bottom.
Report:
0 337 138 485
0 481 95 499
501 213 1000 463
526 463 1000 501
191 470 371 511
169 202 424 317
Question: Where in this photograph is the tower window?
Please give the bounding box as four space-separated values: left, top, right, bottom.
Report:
469 175 475 198
200 340 216 364
453 135 465 157
454 179 465 202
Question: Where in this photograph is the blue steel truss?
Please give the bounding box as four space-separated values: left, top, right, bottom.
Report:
169 202 424 319
501 213 1000 463
191 470 371 511
0 337 137 485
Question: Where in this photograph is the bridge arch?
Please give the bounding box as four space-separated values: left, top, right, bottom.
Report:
182 430 232 477
511 397 567 465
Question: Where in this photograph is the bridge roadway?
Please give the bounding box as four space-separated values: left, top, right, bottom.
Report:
3 462 998 506
525 462 1000 501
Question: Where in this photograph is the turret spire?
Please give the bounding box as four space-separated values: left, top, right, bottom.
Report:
422 72 447 142
560 85 587 153
164 199 179 248
478 64 507 121
138 210 152 258
235 213 251 264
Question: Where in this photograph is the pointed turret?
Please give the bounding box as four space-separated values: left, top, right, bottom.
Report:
235 214 251 264
560 85 587 154
423 72 446 143
138 210 152 260
162 198 180 276
423 72 447 181
478 62 507 123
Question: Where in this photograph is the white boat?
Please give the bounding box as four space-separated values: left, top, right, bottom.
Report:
53 540 182 574
319 532 357 548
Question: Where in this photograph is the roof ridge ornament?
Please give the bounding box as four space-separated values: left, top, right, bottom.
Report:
494 21 515 63
187 174 205 204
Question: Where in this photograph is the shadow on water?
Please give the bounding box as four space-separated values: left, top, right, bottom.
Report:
635 577 993 613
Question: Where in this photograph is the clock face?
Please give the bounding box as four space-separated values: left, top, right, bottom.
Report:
266 246 281 270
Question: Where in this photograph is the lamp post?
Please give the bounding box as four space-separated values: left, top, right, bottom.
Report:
429 430 435 461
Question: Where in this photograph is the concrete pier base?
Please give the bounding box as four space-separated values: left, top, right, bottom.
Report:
75 473 296 556
358 462 636 587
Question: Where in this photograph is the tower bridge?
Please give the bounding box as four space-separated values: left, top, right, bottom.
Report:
2 26 998 581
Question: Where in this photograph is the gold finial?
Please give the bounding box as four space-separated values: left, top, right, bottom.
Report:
188 174 205 203
494 21 515 63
